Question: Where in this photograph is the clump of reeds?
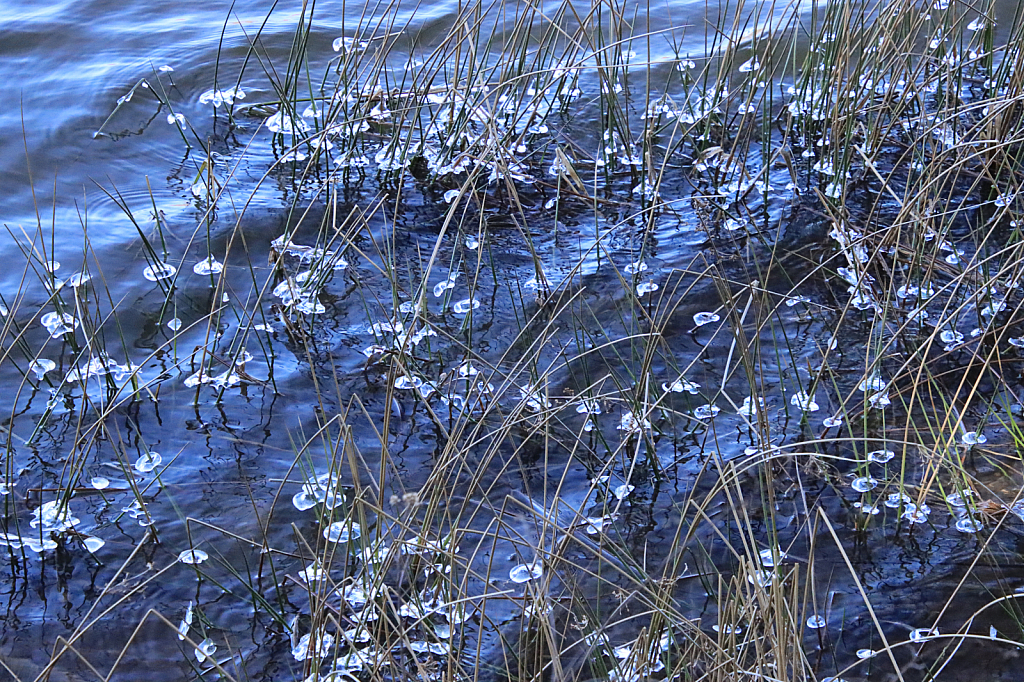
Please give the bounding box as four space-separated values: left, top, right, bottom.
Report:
8 0 1024 681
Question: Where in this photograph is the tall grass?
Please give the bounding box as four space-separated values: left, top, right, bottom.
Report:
6 0 1024 680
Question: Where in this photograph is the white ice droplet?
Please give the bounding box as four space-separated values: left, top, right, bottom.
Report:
758 547 785 567
694 404 720 419
885 492 911 508
178 548 209 565
945 490 973 506
854 501 880 515
333 36 368 52
693 312 720 326
265 111 310 135
193 256 224 275
909 627 938 643
961 431 987 445
583 515 615 534
143 262 177 282
323 521 362 543
29 359 56 380
177 602 194 641
299 562 326 583
790 391 819 412
851 477 877 492
292 632 335 661
636 281 659 296
903 503 931 524
451 298 480 314
194 638 217 663
394 375 423 390
662 378 700 394
806 615 826 629
83 536 105 552
199 87 245 107
457 362 479 378
867 449 895 463
867 392 891 409
509 561 544 583
955 517 983 533
737 396 763 417
433 274 458 297
40 311 78 338
858 375 887 392
68 272 92 287
135 452 162 473
613 483 635 500
90 476 110 490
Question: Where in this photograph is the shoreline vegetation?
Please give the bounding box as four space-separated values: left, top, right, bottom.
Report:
6 0 1024 680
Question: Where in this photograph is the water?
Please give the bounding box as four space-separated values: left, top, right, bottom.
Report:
5 1 1024 681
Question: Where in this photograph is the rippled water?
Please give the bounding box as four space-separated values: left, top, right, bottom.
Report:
5 1 1024 681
